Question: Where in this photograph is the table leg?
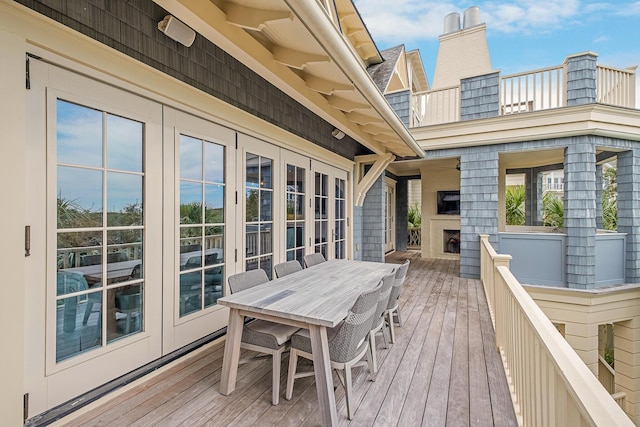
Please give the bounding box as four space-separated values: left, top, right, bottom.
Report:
220 308 244 396
309 324 338 426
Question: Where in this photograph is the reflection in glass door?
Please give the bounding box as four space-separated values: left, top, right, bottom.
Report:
335 177 346 259
285 164 306 266
385 180 395 253
245 152 274 277
55 99 144 361
313 171 329 259
178 135 225 318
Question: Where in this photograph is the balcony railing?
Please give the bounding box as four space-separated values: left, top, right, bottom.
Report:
407 227 421 249
501 65 564 114
416 60 636 126
597 64 637 108
479 235 633 426
417 85 460 125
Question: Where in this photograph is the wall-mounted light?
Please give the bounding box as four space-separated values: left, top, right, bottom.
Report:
331 128 345 140
158 15 196 47
456 159 461 171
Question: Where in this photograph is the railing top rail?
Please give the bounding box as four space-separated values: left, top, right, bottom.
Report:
597 64 637 74
497 265 633 426
415 84 460 96
500 64 564 80
598 355 616 376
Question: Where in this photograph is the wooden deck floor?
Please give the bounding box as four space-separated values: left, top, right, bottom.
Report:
57 252 517 427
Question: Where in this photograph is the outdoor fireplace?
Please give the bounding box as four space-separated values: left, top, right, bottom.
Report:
443 229 460 254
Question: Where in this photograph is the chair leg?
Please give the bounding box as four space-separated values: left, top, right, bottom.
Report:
285 348 298 400
381 322 389 349
387 309 396 344
344 365 354 420
395 307 403 327
272 349 282 405
366 342 376 382
369 332 378 375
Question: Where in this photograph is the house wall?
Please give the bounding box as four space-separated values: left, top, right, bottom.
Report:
420 161 461 259
13 0 366 161
424 134 640 284
1 0 378 420
385 90 411 127
431 24 492 90
0 25 27 427
361 174 385 262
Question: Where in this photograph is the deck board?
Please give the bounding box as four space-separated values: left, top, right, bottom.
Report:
54 253 517 427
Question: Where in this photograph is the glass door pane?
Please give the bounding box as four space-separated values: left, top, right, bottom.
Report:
313 171 329 259
286 164 306 266
335 177 346 259
245 152 274 277
55 99 145 361
178 135 225 317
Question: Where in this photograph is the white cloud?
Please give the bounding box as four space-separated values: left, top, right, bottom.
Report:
355 0 638 42
354 0 457 44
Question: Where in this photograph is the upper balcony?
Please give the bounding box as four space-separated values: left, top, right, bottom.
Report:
411 53 637 128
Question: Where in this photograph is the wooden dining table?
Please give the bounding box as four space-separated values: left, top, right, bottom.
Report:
217 259 395 426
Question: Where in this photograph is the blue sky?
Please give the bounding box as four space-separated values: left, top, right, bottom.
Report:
354 0 639 105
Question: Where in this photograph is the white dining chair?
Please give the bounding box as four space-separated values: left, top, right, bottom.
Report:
386 259 410 343
303 252 326 268
227 269 300 405
285 280 382 419
368 271 396 376
273 260 302 278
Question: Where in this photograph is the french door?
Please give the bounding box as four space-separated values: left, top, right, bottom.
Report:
311 161 349 260
25 60 351 417
162 108 235 350
385 178 396 253
25 60 163 414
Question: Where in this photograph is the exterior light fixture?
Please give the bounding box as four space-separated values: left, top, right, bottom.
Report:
158 15 196 47
331 128 345 140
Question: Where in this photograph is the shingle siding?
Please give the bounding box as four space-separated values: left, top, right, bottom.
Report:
385 91 410 127
361 174 385 262
16 0 366 160
460 72 500 121
564 139 597 289
617 149 640 283
459 150 499 278
566 53 597 106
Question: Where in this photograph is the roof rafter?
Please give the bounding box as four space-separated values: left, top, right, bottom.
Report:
272 46 329 69
224 3 292 30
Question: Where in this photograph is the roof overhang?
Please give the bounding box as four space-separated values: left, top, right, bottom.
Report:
153 0 425 158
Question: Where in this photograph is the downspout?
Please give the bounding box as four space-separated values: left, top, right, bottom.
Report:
284 0 425 158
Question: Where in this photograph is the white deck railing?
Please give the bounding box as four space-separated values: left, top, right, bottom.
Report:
597 64 637 108
414 62 636 127
418 85 460 125
479 235 633 426
500 65 564 114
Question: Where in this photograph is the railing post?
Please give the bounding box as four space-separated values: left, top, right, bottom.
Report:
564 52 598 106
492 254 511 352
628 66 637 108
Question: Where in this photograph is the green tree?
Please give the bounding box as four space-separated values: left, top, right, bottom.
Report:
542 192 564 228
505 185 525 226
601 162 617 231
407 203 421 227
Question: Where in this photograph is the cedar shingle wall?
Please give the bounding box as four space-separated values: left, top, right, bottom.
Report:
15 0 367 160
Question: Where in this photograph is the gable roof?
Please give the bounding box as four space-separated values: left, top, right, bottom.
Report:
368 45 405 93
